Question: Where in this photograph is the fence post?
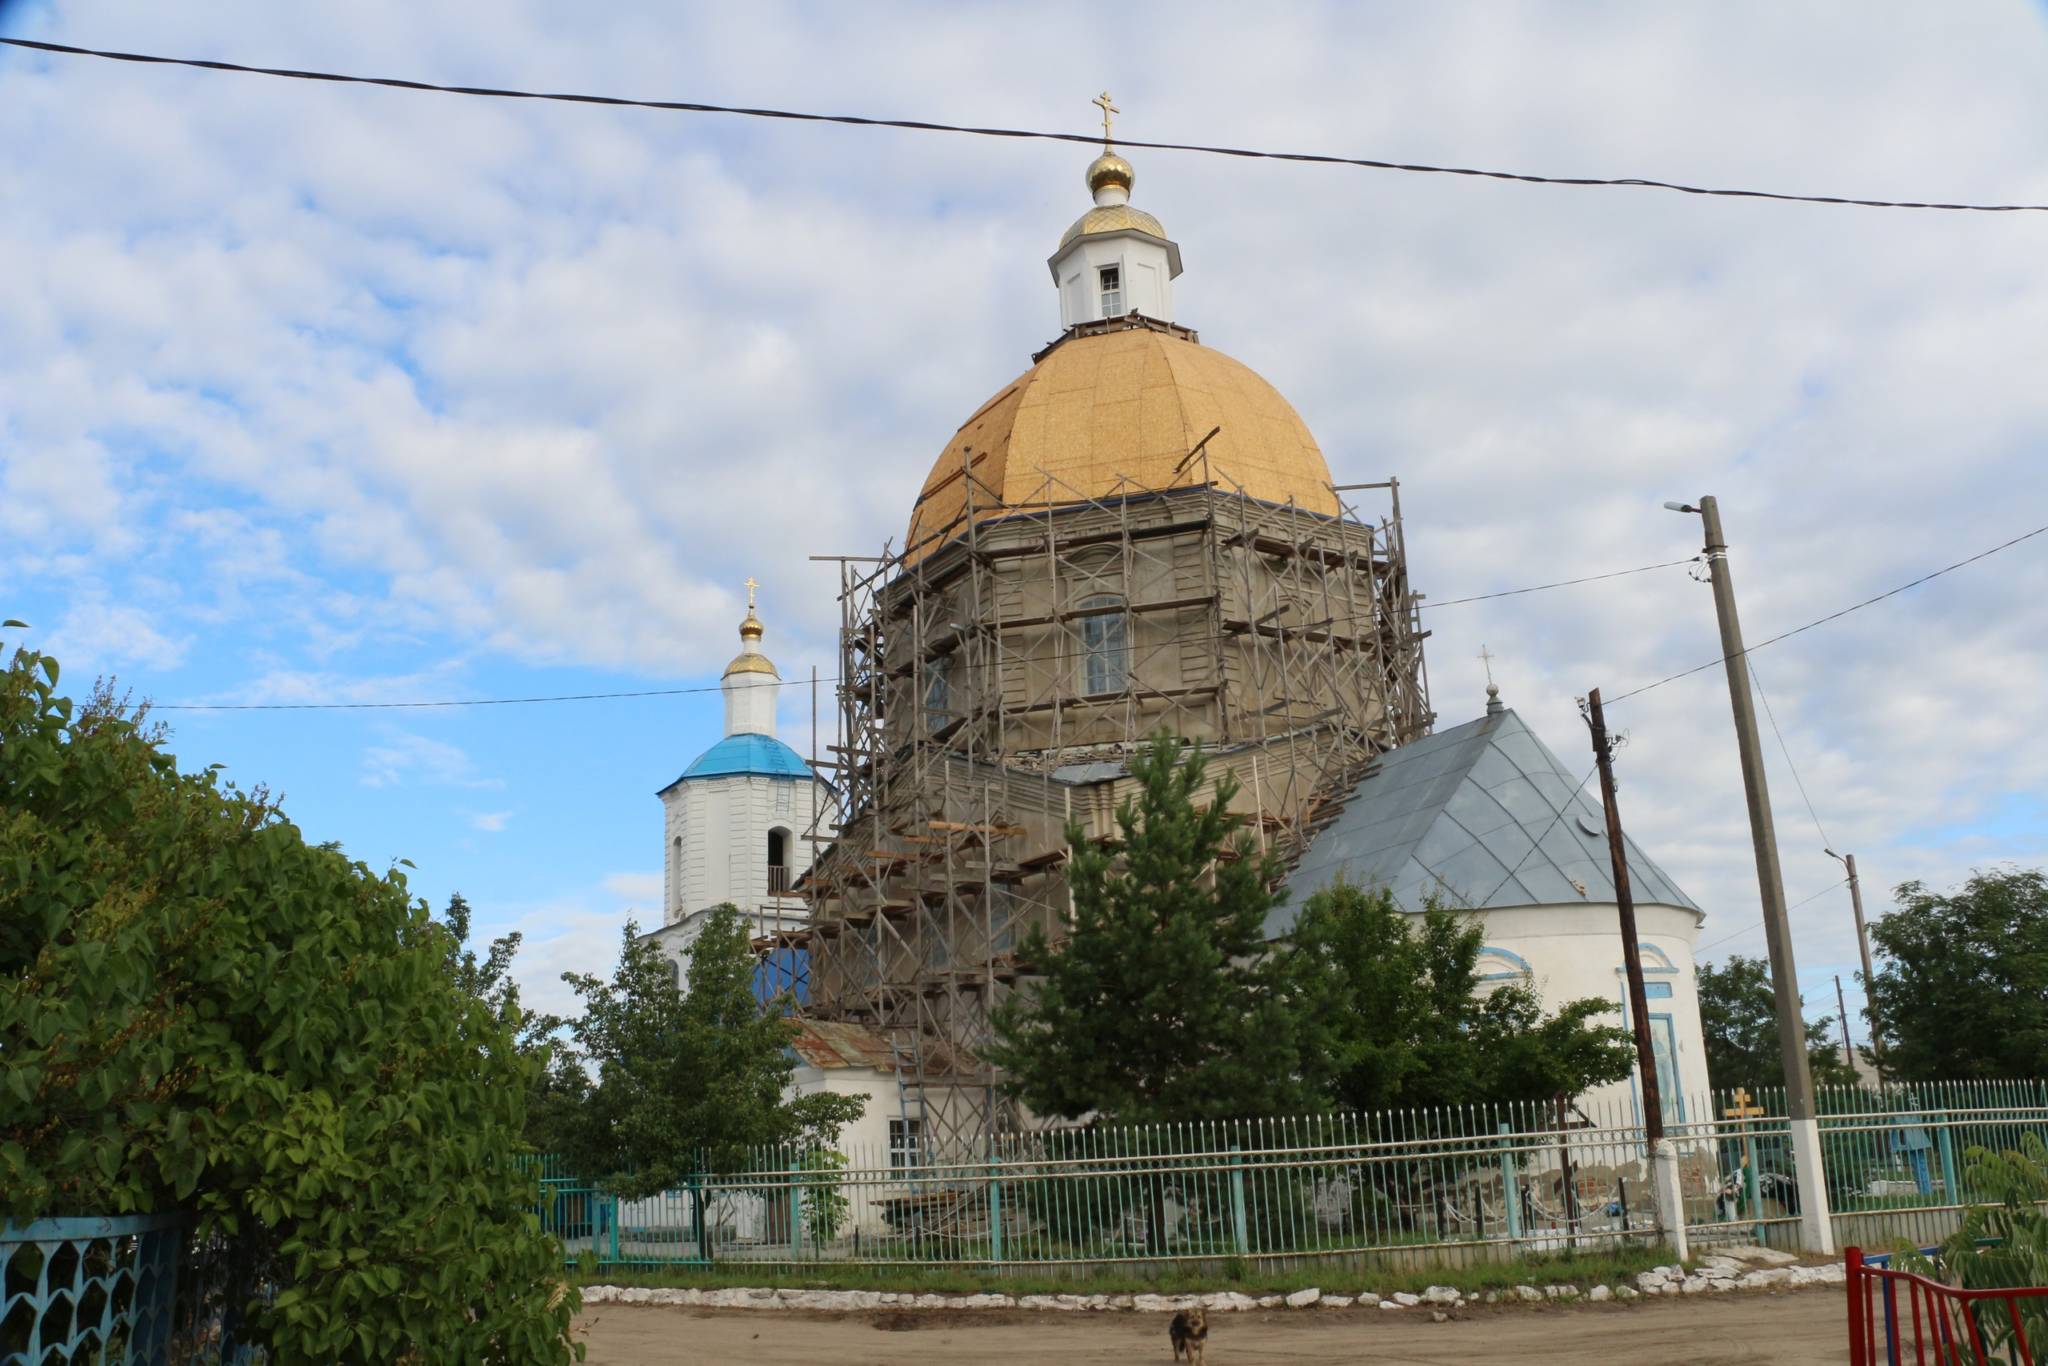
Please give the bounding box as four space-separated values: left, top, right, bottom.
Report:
608 1192 620 1266
988 1164 1004 1262
1228 1143 1249 1255
791 1167 804 1259
1935 1114 1960 1203
1498 1122 1522 1241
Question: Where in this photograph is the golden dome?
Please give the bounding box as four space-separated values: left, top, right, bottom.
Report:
723 602 776 677
1058 203 1169 253
1086 151 1134 195
905 324 1340 563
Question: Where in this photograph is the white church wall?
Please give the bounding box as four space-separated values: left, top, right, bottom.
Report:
1052 234 1176 326
788 1064 900 1235
661 786 688 924
1468 901 1711 1122
724 670 777 735
660 767 828 927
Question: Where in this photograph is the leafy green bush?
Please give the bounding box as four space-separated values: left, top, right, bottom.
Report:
799 1149 851 1244
1892 1134 2048 1356
0 637 579 1362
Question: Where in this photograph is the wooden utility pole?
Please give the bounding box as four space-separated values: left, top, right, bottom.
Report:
1833 974 1856 1074
1667 495 1833 1252
1584 687 1664 1145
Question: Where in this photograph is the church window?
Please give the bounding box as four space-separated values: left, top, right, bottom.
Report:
670 836 682 911
924 656 951 732
889 1118 923 1169
1098 264 1122 317
1078 594 1129 695
768 827 791 894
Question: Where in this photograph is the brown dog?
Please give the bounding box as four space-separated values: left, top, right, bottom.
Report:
1169 1306 1208 1364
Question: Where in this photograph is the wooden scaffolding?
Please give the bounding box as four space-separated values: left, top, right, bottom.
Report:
797 447 1432 1157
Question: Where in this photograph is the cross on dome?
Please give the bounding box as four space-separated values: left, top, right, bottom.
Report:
1092 90 1119 148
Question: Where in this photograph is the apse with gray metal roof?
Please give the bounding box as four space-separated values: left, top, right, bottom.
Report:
1269 689 1700 939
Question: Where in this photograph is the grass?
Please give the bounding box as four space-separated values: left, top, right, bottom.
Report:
572 1244 1671 1298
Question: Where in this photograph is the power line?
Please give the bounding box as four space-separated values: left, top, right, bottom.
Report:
7 36 2048 215
1422 557 1696 609
149 554 1693 711
1606 519 2048 707
1472 762 1600 909
1750 661 1832 851
1697 879 1848 955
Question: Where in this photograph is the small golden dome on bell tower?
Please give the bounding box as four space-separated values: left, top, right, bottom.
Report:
1086 151 1134 197
725 577 776 676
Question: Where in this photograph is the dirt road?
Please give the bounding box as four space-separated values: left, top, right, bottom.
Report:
576 1288 1848 1365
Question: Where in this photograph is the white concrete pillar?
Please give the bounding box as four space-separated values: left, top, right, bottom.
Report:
1652 1139 1689 1262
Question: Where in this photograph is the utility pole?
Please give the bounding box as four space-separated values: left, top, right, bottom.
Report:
1584 687 1664 1146
1665 495 1834 1253
1833 975 1856 1074
1585 687 1686 1258
1827 849 1882 1076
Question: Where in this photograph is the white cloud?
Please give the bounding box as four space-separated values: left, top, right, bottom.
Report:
602 871 662 905
469 809 515 832
4 1 2046 1031
360 730 500 789
40 595 189 674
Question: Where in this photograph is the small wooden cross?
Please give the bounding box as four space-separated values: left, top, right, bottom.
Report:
1723 1087 1766 1120
1093 91 1119 146
744 576 759 610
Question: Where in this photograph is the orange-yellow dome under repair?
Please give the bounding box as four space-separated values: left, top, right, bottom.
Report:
906 324 1340 562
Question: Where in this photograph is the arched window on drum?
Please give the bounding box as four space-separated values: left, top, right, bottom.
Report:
1078 594 1130 696
1475 945 1534 983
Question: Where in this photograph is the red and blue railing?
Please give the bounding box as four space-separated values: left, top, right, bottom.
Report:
1847 1245 2048 1365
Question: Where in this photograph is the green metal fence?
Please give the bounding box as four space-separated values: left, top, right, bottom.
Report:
534 1079 2048 1272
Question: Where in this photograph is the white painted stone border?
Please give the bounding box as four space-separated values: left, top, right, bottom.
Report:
580 1247 1844 1314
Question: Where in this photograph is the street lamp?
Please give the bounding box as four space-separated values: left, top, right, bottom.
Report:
1665 495 1834 1253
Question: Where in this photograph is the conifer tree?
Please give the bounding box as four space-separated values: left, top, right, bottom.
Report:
989 734 1306 1124
562 904 863 1196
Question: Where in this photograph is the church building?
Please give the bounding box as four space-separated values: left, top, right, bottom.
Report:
656 106 1713 1156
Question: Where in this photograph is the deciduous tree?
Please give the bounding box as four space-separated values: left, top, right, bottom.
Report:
1284 883 1636 1111
1697 953 1859 1090
435 891 587 1152
561 905 862 1195
0 634 577 1362
1868 869 2048 1082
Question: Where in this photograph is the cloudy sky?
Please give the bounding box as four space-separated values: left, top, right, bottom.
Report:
4 2 2045 1036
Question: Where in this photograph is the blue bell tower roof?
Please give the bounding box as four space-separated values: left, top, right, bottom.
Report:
660 732 813 792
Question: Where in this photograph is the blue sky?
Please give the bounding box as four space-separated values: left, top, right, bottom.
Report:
4 2 2047 1032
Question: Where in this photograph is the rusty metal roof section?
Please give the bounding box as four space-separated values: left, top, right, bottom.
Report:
787 1018 897 1073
